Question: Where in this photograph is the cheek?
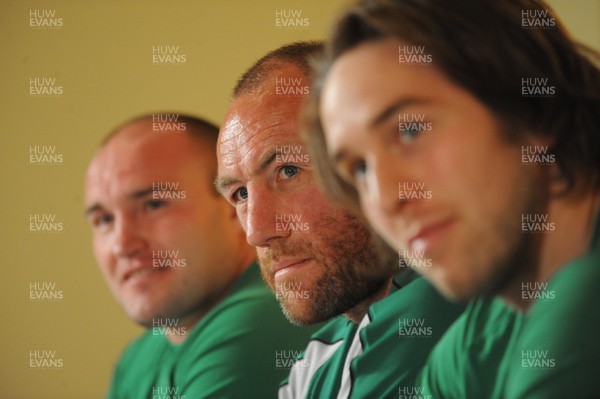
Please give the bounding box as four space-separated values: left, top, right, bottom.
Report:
159 220 198 255
425 129 489 209
163 210 227 263
361 198 397 247
300 186 337 216
92 236 115 278
236 207 248 233
92 237 111 273
153 207 202 242
434 131 519 210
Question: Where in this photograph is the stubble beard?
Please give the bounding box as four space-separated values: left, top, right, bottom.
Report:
259 212 395 326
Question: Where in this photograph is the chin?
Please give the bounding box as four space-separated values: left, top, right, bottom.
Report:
124 302 162 328
439 287 473 303
279 301 322 326
128 311 154 327
426 274 477 303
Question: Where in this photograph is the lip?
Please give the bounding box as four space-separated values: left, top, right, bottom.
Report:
272 258 311 279
407 217 455 254
121 264 165 285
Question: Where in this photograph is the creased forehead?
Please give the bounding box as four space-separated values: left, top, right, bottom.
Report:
220 93 306 161
217 62 311 184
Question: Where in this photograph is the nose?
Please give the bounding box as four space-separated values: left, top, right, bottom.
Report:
111 214 146 258
244 185 289 247
366 153 404 216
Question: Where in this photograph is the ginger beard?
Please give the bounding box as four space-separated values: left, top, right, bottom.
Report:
258 211 394 325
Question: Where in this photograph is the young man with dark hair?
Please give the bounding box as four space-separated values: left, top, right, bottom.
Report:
304 1 600 397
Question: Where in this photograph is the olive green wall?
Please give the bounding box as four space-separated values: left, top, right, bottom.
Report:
0 0 597 398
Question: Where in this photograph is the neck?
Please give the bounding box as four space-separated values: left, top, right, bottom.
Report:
165 284 232 344
344 277 393 324
501 189 599 312
165 259 253 344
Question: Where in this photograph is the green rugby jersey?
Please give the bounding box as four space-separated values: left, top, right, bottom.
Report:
279 270 465 398
505 211 600 398
420 210 600 399
107 263 317 399
418 297 524 399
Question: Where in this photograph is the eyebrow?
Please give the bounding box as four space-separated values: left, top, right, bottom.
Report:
131 187 155 199
214 176 237 195
84 203 103 217
370 97 427 128
332 149 349 166
84 186 155 216
215 150 280 195
331 97 428 166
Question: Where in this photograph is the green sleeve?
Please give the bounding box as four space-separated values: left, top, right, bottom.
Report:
419 298 522 399
506 254 600 398
351 277 465 398
106 358 122 399
176 286 314 398
106 332 165 399
418 307 467 399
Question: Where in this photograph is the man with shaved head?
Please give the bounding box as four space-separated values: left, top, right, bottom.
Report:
85 113 316 399
216 42 464 398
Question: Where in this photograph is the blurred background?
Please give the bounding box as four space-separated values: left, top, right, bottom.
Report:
0 0 598 397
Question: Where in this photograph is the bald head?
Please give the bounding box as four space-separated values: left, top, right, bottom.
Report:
104 114 218 144
233 41 323 98
98 114 220 191
85 113 255 330
216 42 397 326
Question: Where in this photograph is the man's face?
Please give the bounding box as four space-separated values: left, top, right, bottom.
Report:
217 65 392 325
320 39 549 301
85 121 240 327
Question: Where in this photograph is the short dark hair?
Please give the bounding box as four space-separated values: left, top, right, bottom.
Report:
233 41 324 98
303 0 600 209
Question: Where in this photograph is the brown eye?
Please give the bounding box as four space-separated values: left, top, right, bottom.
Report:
94 213 113 228
145 199 167 210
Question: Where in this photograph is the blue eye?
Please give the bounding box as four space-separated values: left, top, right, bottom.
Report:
399 125 421 144
279 165 299 179
351 160 367 182
233 187 248 202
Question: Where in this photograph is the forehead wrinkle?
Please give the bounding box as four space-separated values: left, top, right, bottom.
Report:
219 107 290 169
218 75 304 179
221 128 288 189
